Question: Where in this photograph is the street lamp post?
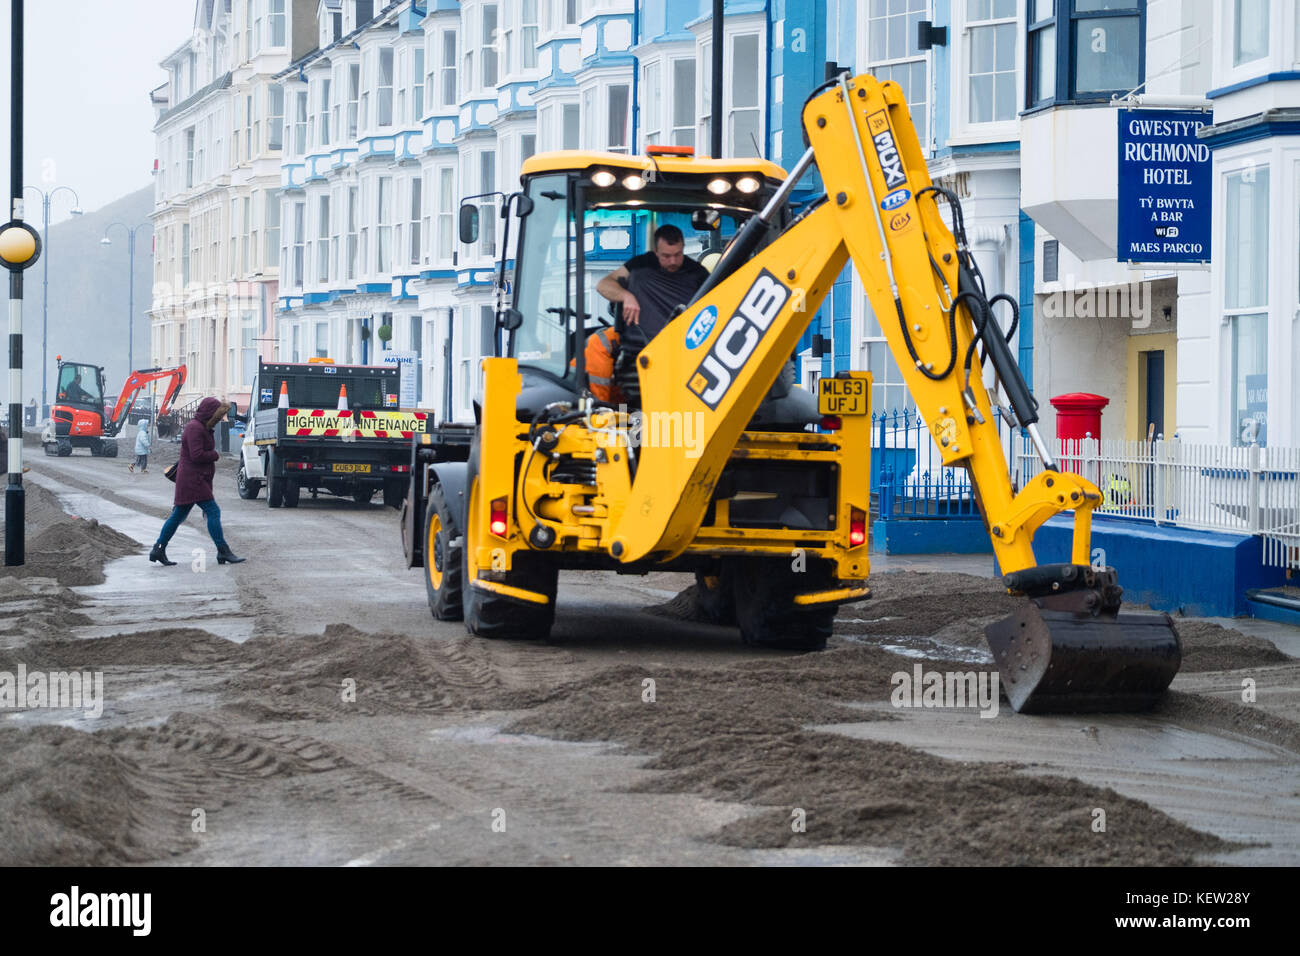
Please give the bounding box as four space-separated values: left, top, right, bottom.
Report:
24 185 83 412
101 221 152 378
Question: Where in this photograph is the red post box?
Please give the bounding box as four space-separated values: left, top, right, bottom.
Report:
1050 392 1108 474
1051 392 1109 443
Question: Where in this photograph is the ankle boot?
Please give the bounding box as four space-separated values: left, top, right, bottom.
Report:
216 545 246 565
149 543 177 566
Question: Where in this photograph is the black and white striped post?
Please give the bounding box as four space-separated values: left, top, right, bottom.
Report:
2 0 42 567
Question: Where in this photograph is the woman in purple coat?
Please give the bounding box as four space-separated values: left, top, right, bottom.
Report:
149 396 246 566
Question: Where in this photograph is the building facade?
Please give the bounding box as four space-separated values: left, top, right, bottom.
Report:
150 0 302 412
272 0 828 422
156 0 1299 447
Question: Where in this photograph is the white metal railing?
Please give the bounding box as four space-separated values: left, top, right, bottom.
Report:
1014 435 1300 570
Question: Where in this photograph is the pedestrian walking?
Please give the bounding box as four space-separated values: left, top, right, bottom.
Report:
149 396 246 566
129 417 152 473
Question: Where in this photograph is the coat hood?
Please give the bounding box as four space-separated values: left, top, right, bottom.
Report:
194 397 222 422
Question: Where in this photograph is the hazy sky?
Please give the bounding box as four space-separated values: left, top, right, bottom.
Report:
0 0 196 227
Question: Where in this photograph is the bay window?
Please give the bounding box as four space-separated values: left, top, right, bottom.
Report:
728 34 761 156
441 32 458 107
522 0 539 69
378 175 393 274
409 175 422 267
437 166 455 262
378 48 394 128
672 58 696 147
314 195 330 283
608 84 630 153
413 48 425 121
482 5 499 88
1233 0 1268 66
642 61 661 146
1027 1 1144 108
347 63 360 139
268 84 284 150
1224 166 1270 445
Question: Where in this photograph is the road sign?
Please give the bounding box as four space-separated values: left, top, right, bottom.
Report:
1117 109 1212 265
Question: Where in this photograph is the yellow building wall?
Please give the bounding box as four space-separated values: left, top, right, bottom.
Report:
1125 332 1178 440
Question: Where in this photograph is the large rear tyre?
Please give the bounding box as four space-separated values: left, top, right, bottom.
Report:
732 556 834 651
461 439 557 641
101 440 118 458
423 482 463 621
352 487 375 505
56 439 72 457
283 480 301 508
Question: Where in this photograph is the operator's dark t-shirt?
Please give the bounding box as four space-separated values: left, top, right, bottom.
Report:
623 251 709 341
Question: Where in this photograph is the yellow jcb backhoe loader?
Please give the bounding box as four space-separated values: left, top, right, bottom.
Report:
399 72 1181 714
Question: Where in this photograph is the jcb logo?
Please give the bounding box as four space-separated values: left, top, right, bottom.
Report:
687 270 790 409
868 109 907 190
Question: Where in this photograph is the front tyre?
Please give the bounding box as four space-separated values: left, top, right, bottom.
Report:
237 465 261 500
423 482 463 621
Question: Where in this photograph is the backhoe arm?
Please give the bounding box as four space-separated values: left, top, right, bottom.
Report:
611 72 1095 572
107 365 187 437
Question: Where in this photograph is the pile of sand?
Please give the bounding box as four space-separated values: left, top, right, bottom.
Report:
503 646 1238 865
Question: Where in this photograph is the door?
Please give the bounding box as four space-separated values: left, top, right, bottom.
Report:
1142 350 1165 438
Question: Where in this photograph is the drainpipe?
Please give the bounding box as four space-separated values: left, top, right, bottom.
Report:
711 0 723 158
631 2 639 150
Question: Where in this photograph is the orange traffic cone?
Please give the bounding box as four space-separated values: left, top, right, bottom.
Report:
278 380 289 409
337 384 349 411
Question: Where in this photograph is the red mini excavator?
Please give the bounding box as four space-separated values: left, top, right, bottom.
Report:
43 357 187 457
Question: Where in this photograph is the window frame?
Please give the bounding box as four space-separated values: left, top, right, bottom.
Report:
953 0 1021 142
1026 0 1147 111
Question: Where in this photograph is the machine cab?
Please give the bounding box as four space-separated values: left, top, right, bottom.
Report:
459 148 789 416
55 361 105 414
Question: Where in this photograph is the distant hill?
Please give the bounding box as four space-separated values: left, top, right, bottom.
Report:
2 184 154 410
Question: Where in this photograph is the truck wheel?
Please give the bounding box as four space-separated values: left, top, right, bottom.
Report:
237 465 261 500
732 556 834 651
461 450 557 640
423 482 463 621
283 480 301 508
43 442 56 457
352 487 375 505
693 566 736 624
102 440 118 458
383 478 404 510
56 439 72 457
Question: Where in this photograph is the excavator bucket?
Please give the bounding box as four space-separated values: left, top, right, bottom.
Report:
984 565 1182 714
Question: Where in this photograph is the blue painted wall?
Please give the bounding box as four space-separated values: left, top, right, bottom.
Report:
1018 210 1035 392
1033 515 1288 618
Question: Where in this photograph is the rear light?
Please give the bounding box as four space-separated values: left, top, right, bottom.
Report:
286 461 313 470
849 507 867 547
391 464 410 473
489 497 508 537
820 415 841 430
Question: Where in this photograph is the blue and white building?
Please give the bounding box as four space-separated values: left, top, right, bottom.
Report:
271 0 834 420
